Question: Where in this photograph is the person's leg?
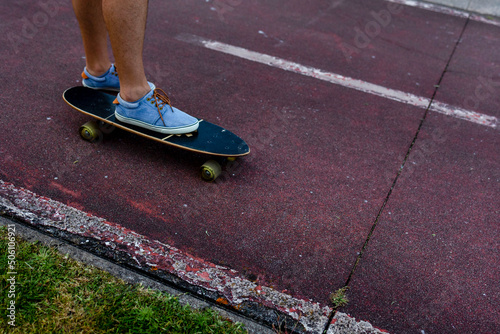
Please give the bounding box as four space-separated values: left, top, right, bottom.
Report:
102 0 150 102
72 0 198 134
72 0 111 76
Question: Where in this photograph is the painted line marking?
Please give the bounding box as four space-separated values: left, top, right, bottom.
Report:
176 34 498 129
386 0 500 27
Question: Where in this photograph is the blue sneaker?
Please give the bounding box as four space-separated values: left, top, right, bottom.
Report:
114 83 199 134
82 64 120 91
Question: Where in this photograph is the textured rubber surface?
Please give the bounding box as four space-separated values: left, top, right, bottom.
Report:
1 0 498 332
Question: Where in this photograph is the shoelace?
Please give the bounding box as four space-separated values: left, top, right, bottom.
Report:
150 89 174 126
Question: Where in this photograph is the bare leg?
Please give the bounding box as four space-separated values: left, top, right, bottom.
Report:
102 0 151 102
72 0 111 76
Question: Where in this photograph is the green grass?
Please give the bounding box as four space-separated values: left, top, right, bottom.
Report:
329 287 349 309
0 226 247 333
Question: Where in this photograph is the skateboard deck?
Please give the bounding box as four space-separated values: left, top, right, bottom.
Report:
63 86 250 181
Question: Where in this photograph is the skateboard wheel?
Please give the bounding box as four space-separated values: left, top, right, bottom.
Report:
79 121 101 142
201 160 222 182
227 157 237 162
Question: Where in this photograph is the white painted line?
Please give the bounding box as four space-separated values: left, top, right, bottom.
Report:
387 0 469 18
430 101 498 128
177 34 498 129
386 0 500 27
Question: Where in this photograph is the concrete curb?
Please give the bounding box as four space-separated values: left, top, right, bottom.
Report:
0 215 274 334
0 180 387 333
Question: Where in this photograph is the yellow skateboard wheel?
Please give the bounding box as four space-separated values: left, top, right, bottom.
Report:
201 160 222 182
79 121 101 142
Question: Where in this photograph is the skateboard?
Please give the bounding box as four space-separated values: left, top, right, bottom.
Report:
63 86 250 181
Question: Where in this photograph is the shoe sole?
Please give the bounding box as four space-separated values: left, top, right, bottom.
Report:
115 112 199 135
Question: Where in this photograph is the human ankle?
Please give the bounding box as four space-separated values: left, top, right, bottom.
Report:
86 63 112 77
119 84 151 103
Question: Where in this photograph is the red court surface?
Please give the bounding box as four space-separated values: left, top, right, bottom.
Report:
1 0 498 332
343 111 499 333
